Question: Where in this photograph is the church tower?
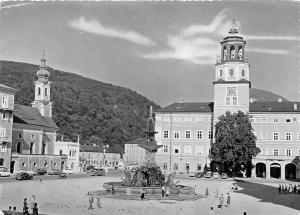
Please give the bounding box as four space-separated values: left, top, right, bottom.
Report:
32 54 53 117
213 19 251 121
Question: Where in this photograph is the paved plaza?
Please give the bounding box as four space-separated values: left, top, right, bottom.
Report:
0 175 299 215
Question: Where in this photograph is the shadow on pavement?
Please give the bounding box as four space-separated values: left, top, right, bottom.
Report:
234 179 300 211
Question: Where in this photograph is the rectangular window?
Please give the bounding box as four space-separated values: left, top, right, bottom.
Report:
197 130 203 139
286 149 292 156
185 130 191 139
195 145 203 154
163 145 168 153
59 150 63 155
2 96 8 108
185 163 190 171
273 132 279 140
233 97 237 105
163 130 169 139
0 128 6 137
225 97 230 105
163 163 168 170
261 148 268 155
286 118 291 123
273 118 279 123
174 145 180 154
174 131 180 139
173 163 178 170
250 118 255 123
197 164 202 171
31 134 35 140
184 145 192 154
286 132 291 140
208 131 213 139
273 149 279 156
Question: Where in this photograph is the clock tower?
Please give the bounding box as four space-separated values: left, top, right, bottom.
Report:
213 19 251 121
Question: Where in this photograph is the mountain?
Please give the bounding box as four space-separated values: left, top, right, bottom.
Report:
0 60 160 153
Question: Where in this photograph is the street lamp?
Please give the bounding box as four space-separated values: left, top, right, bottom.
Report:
102 144 109 167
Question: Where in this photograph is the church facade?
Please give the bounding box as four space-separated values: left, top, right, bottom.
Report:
155 20 300 180
10 56 67 173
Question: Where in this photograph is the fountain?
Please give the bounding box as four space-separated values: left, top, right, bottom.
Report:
87 106 203 201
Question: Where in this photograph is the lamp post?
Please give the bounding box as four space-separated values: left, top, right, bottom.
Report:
102 144 109 167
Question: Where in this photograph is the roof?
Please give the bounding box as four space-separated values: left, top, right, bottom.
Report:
213 79 251 87
125 138 148 145
13 104 58 131
80 145 119 154
156 102 213 113
0 83 17 94
250 102 300 113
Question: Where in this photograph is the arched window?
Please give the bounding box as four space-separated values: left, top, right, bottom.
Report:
38 87 41 96
30 142 34 155
0 158 4 166
241 70 245 77
45 88 48 96
238 46 243 60
44 161 47 168
42 143 46 155
17 142 22 154
219 70 223 78
223 47 228 60
230 45 235 60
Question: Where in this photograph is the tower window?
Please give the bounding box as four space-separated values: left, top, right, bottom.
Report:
45 88 48 96
230 45 235 60
223 47 228 60
229 69 234 76
238 46 243 60
38 87 41 96
226 97 230 105
233 97 237 105
241 70 245 77
219 70 223 78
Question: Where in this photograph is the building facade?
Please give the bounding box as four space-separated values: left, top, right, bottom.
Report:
10 56 67 173
79 145 121 170
54 138 80 173
155 20 300 180
124 138 147 166
0 84 17 171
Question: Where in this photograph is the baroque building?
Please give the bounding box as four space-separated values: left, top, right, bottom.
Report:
11 56 67 173
155 20 300 180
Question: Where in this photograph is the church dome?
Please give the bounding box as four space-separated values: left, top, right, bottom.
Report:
37 56 50 78
249 88 289 102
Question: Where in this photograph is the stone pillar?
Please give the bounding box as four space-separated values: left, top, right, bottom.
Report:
281 163 285 180
265 163 270 179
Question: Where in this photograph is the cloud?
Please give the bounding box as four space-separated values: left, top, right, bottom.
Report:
143 9 297 65
0 2 34 10
247 47 289 55
69 17 154 46
245 35 300 41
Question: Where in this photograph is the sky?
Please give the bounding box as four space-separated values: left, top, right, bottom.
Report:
0 1 299 106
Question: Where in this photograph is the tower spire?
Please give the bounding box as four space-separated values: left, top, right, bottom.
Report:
40 50 47 69
228 19 240 35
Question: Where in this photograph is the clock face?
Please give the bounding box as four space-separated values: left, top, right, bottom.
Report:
227 87 236 96
229 69 234 76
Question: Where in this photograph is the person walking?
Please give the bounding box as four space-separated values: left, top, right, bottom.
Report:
278 184 281 194
140 189 145 200
166 186 170 197
96 197 101 208
11 207 17 215
205 188 209 198
23 198 29 215
32 203 38 215
219 193 224 208
88 196 94 210
7 206 13 215
208 206 215 215
161 185 165 197
226 193 231 207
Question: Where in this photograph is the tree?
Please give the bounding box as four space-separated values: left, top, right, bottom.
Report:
211 111 259 176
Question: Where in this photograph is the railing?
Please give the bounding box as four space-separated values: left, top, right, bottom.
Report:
147 179 162 187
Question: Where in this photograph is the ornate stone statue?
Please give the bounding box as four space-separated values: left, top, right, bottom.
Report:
223 49 227 60
166 171 177 188
231 49 235 60
238 48 243 60
121 169 132 187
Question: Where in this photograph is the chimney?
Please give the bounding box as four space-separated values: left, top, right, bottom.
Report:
278 98 282 102
294 103 298 110
61 134 64 142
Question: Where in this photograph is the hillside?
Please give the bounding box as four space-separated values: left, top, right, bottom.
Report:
0 60 160 153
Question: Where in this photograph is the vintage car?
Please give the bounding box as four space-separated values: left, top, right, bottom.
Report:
35 168 47 175
213 172 220 179
91 169 105 176
221 173 229 179
15 172 33 180
0 167 10 177
204 171 212 178
47 169 61 175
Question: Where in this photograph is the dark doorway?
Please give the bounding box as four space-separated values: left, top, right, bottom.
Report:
256 163 266 178
285 163 296 180
10 161 15 173
17 142 22 154
270 163 281 179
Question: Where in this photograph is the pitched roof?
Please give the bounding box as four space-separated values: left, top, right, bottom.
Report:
80 145 119 154
156 102 213 113
0 83 18 94
125 138 147 145
250 102 300 113
13 104 58 131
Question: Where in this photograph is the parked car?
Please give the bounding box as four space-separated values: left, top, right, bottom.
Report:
0 167 10 177
221 173 228 179
189 172 196 177
47 169 61 175
91 169 105 176
35 168 47 175
58 172 68 178
15 172 33 180
213 172 220 179
26 170 36 176
204 171 212 178
195 172 204 178
62 168 73 175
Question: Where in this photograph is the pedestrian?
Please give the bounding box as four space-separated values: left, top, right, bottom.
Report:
7 206 13 215
88 196 94 210
112 185 115 195
32 203 38 215
140 188 145 200
30 195 36 211
23 198 29 215
161 184 165 197
219 193 224 208
208 206 215 215
215 188 219 198
205 188 209 198
12 207 17 215
166 186 170 197
226 193 231 207
96 197 101 208
278 184 281 194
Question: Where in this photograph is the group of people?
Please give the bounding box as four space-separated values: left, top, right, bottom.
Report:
278 184 300 194
88 195 102 210
161 185 170 197
6 195 38 215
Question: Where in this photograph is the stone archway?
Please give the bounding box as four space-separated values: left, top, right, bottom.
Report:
256 163 266 178
270 163 281 179
285 163 296 180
